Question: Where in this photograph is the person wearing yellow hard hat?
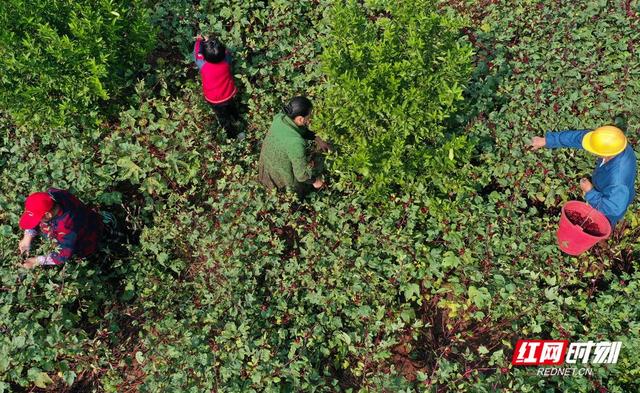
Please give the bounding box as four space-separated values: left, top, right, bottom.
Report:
530 125 637 227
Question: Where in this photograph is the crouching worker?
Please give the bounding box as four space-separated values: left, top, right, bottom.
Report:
530 125 637 228
258 96 326 197
18 189 116 269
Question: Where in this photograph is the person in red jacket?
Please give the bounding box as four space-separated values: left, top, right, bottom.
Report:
194 34 244 140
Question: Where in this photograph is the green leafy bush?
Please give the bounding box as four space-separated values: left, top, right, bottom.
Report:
317 0 474 198
0 0 156 128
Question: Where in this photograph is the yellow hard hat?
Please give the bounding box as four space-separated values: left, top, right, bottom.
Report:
582 125 627 156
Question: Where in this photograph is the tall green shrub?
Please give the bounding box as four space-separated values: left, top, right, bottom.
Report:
317 0 474 199
0 0 156 128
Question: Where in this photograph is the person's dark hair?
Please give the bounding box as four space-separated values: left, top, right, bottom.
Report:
200 38 226 63
284 96 313 120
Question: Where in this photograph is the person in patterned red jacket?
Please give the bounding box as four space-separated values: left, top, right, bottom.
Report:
194 34 244 140
18 189 104 269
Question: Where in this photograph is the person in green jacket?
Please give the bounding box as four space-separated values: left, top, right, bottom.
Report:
258 96 326 196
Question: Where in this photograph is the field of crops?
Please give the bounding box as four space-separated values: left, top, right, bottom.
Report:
1 0 639 391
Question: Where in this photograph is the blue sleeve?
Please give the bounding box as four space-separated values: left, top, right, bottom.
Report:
585 185 629 218
545 130 590 149
194 39 205 70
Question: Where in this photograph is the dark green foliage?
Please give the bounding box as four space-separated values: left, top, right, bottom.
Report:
0 0 156 127
317 0 475 198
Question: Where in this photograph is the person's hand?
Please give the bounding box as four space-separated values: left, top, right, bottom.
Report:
18 235 32 256
530 136 546 150
580 178 593 194
315 136 332 153
312 178 324 189
21 257 39 269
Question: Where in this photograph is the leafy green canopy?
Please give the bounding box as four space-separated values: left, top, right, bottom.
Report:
318 0 474 198
0 0 156 127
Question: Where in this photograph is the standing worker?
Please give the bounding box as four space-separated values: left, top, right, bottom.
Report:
18 188 112 268
258 96 326 197
194 34 244 140
530 125 637 227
